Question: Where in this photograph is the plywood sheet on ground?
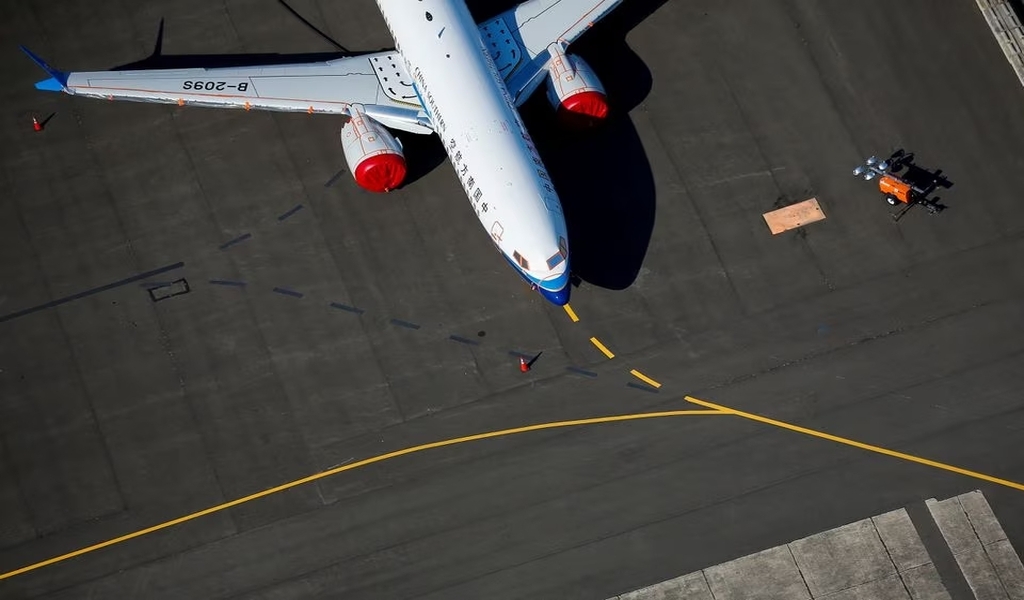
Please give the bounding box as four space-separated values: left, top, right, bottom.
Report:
763 198 826 234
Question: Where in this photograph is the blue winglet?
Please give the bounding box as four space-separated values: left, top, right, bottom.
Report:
19 45 69 92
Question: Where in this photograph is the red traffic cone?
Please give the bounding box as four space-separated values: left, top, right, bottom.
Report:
32 117 42 132
519 355 530 373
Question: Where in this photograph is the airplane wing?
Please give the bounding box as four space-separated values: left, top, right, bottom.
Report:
478 0 625 106
20 46 433 134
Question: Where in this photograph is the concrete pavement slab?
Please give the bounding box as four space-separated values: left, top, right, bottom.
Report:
790 517 897 597
704 546 811 600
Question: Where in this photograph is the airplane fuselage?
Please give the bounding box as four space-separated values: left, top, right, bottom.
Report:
378 0 571 304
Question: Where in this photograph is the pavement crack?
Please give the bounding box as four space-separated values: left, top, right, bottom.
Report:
703 300 993 393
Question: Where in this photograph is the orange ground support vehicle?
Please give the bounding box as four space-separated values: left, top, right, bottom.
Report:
853 151 945 217
877 175 913 205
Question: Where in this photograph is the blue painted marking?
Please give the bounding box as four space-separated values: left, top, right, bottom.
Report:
566 366 598 378
272 287 304 298
0 262 184 324
390 318 421 330
627 382 659 394
329 302 364 315
277 204 303 221
324 169 346 188
507 350 531 359
449 334 480 346
209 280 246 287
219 233 252 250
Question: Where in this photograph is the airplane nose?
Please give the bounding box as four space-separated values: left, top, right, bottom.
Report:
539 283 571 306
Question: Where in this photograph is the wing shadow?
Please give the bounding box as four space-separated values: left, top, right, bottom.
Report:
112 17 387 70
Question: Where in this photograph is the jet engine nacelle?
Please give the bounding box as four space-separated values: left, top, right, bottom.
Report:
545 47 609 128
341 106 407 193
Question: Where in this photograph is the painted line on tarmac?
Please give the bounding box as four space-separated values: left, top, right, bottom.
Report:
276 204 304 221
629 369 662 388
329 302 364 315
685 396 1024 493
449 334 480 346
209 280 246 287
218 233 251 250
390 318 421 330
627 382 659 394
272 287 304 299
323 168 346 188
0 408 726 581
563 304 580 322
589 337 615 359
0 262 185 324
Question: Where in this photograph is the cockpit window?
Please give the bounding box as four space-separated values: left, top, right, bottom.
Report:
513 251 530 270
546 237 568 270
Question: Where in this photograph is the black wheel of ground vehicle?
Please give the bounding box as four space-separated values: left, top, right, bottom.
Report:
885 195 898 206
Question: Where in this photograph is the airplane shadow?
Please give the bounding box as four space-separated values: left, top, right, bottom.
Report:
398 133 447 187
516 0 668 290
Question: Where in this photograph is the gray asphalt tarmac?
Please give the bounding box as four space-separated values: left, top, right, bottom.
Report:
1 0 1023 598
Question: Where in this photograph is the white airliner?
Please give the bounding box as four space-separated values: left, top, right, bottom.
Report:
22 0 626 306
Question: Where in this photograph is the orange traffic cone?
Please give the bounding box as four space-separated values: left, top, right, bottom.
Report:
32 117 42 132
519 355 530 373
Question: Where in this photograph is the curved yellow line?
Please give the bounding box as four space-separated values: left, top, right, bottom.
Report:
0 409 725 581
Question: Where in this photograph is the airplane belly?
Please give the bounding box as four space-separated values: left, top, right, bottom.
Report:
379 0 569 286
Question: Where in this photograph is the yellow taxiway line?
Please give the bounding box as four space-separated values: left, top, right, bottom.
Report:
589 337 615 359
629 370 662 388
685 396 1024 492
562 304 580 323
9 391 1022 582
0 409 725 581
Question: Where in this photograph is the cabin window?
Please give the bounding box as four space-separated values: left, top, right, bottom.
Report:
513 251 529 270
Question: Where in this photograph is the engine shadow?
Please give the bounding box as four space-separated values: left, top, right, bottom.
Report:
520 0 668 290
397 132 447 187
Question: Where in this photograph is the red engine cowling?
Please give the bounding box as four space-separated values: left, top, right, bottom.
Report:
341 109 407 193
545 48 610 128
